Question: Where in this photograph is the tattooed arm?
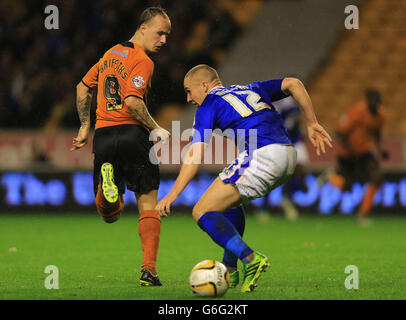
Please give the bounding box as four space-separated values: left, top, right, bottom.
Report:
71 82 93 151
124 96 159 131
124 96 170 142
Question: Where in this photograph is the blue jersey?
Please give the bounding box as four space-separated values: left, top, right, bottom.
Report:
191 78 292 152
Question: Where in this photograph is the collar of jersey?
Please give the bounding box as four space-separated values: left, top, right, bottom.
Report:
208 86 225 95
199 86 225 108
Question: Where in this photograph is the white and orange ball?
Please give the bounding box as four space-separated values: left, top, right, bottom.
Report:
189 260 230 297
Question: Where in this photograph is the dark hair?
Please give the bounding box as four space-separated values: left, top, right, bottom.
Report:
137 7 169 29
365 88 381 106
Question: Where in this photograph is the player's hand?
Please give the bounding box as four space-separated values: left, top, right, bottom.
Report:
150 127 171 144
155 193 178 217
70 126 89 151
307 123 333 156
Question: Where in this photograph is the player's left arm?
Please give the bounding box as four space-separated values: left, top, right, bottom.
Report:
155 143 205 217
373 129 389 160
281 77 333 155
71 81 93 151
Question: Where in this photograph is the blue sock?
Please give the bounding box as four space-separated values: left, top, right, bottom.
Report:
222 206 246 268
197 211 253 262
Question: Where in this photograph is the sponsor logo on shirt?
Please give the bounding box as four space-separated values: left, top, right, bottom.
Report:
111 49 128 59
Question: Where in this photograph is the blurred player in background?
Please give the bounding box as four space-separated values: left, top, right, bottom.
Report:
155 64 332 292
255 96 309 221
320 88 387 226
71 7 171 286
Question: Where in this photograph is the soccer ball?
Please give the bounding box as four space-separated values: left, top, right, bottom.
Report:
189 260 230 297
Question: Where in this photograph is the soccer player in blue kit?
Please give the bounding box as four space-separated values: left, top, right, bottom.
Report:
155 64 332 292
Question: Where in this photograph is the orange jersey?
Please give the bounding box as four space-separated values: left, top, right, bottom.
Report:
336 101 384 158
82 41 154 130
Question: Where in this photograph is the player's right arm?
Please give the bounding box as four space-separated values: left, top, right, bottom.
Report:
155 106 214 216
71 82 93 151
71 63 98 151
155 142 205 217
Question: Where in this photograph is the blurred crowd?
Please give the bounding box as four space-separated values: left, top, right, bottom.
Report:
0 0 263 130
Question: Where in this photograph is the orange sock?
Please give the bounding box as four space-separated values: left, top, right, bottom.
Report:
138 210 161 275
359 184 378 217
329 174 345 190
96 185 124 223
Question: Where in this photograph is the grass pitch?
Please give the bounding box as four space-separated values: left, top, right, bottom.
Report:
0 212 405 300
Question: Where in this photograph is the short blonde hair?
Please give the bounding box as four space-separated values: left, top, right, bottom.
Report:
184 64 220 82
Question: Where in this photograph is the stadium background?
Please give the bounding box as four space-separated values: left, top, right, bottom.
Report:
1 0 406 303
0 0 405 215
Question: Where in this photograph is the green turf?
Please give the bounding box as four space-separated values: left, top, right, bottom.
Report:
0 212 405 300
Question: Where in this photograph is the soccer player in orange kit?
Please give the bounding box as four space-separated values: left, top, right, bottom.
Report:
327 88 387 225
71 7 171 286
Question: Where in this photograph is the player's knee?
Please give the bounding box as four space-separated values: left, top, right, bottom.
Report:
102 212 121 224
97 206 122 223
192 205 205 222
97 195 124 223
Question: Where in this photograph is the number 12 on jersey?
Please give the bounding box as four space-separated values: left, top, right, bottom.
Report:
222 90 271 117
